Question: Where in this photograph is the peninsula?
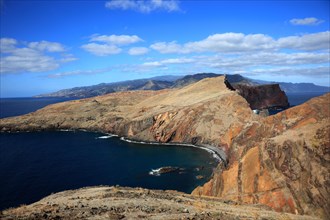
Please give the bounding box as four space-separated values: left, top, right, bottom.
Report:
1 76 329 219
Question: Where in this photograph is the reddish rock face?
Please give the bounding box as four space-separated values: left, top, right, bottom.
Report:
0 76 256 148
233 84 289 109
0 76 328 219
193 93 330 219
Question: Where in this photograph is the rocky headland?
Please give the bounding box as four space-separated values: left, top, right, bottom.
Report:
0 76 329 219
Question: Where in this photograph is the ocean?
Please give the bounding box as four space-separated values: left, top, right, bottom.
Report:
0 97 76 119
0 96 219 210
0 92 327 210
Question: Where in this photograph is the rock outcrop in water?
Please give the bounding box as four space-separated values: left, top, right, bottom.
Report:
1 76 329 219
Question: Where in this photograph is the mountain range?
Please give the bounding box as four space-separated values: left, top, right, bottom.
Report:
37 73 329 98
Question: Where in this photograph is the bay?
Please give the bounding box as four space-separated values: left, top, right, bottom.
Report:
0 131 218 210
0 91 327 210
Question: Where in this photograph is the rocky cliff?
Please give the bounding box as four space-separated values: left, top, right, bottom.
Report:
233 83 289 109
192 93 330 219
1 76 329 219
0 76 256 150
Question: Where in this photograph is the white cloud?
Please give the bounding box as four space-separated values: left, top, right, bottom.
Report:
1 49 59 73
90 34 142 45
60 54 78 63
128 47 149 55
150 31 330 54
0 38 17 52
290 17 324 26
204 52 329 69
28 41 65 52
81 43 122 56
150 41 184 53
151 33 275 54
0 38 75 74
241 66 330 78
105 0 181 13
132 50 329 81
82 34 143 56
277 31 330 51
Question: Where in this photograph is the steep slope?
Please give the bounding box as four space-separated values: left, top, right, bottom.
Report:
233 84 289 109
1 77 328 219
1 76 256 150
193 93 330 219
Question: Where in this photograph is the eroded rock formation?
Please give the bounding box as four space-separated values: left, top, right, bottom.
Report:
233 83 289 109
193 93 330 219
0 76 256 151
1 76 329 219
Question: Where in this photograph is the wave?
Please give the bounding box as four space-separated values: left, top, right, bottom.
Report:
149 168 162 176
149 166 179 176
97 134 117 139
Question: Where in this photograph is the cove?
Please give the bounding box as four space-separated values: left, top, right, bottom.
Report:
0 131 218 210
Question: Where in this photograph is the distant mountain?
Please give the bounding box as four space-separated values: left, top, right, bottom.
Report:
36 73 230 98
36 73 329 98
149 75 183 82
278 82 329 93
36 79 173 98
249 78 329 93
172 73 220 87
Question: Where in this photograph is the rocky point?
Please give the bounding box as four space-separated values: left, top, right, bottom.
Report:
0 76 328 219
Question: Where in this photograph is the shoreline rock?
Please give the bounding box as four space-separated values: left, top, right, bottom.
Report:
0 76 328 219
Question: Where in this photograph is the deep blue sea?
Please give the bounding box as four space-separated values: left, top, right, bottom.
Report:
286 92 327 106
0 97 219 210
0 97 76 119
0 92 327 210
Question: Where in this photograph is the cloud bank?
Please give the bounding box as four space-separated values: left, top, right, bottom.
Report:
0 38 76 74
150 31 330 54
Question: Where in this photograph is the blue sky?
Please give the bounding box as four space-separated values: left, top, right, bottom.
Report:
0 0 329 97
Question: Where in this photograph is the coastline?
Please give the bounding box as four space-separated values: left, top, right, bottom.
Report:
1 129 221 210
119 136 225 163
1 128 226 164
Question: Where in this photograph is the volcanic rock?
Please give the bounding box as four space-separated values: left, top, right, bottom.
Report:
192 93 330 219
0 76 328 219
0 76 256 150
233 83 289 109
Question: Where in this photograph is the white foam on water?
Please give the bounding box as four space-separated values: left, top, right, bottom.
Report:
149 168 162 176
97 135 114 139
120 137 223 162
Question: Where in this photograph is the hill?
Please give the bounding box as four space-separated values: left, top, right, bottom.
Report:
37 73 329 98
1 76 329 219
